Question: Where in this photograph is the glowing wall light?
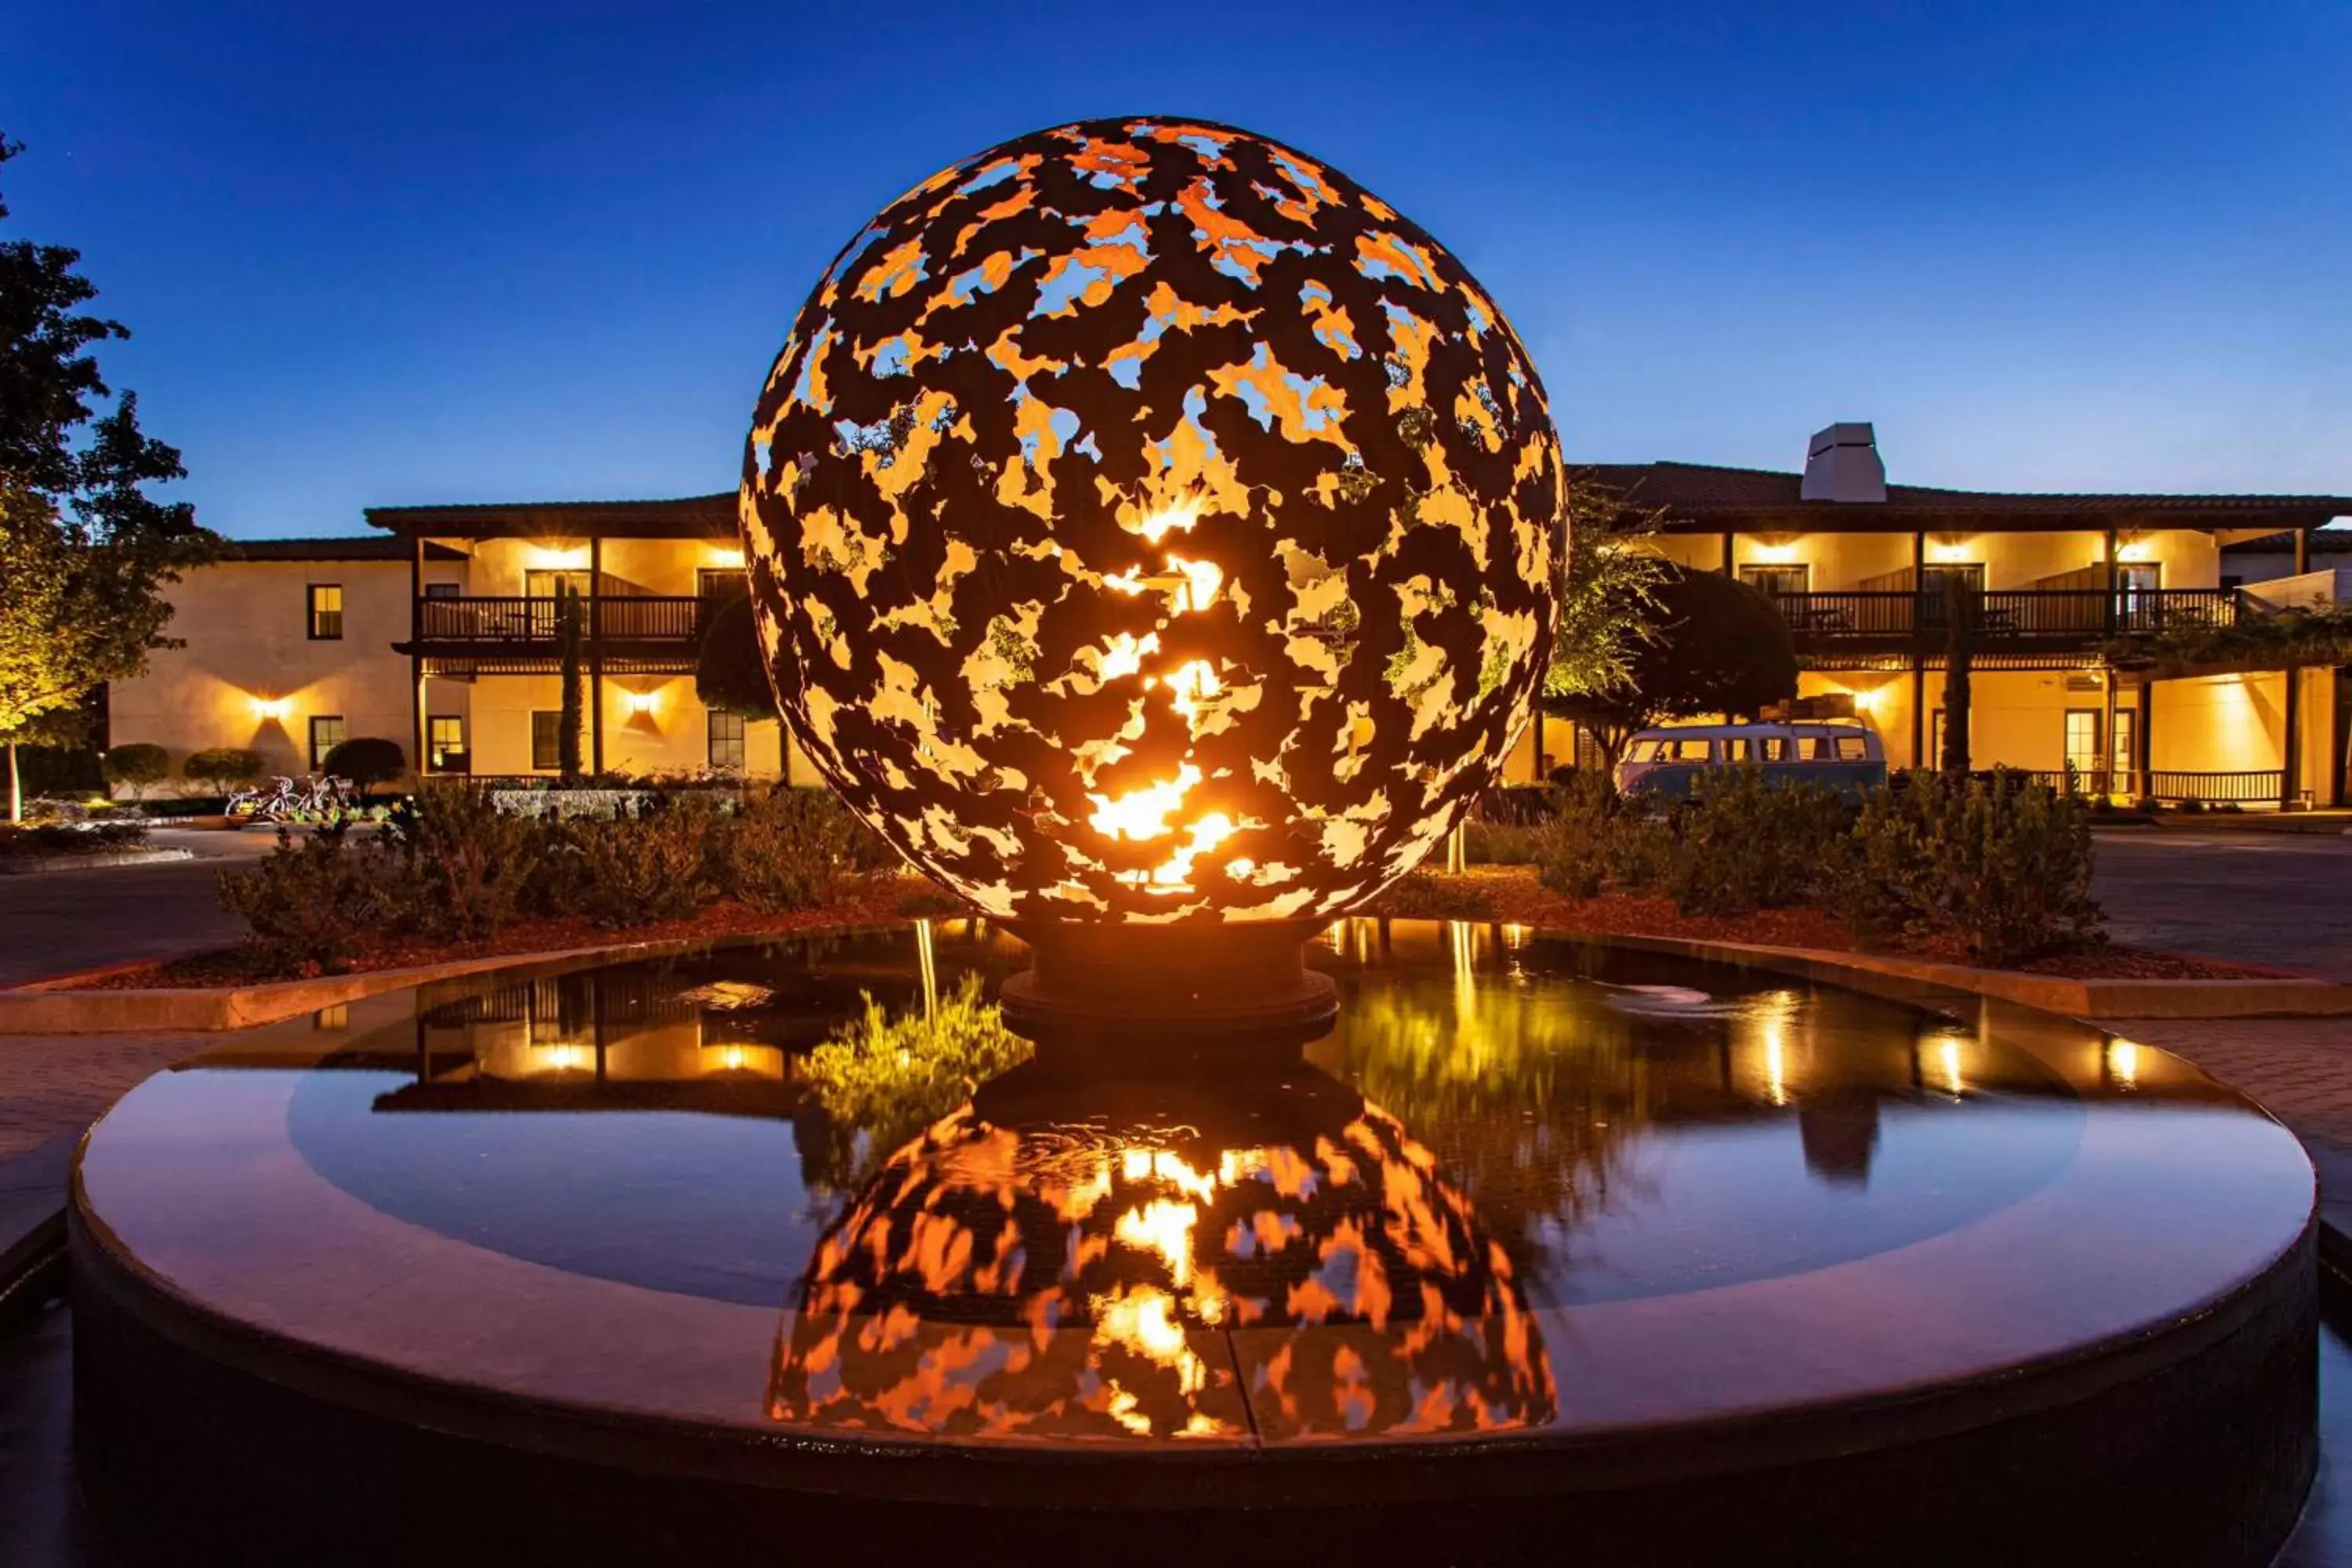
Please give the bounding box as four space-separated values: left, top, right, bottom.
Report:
1927 535 1976 563
249 695 292 722
740 118 1563 935
619 687 659 718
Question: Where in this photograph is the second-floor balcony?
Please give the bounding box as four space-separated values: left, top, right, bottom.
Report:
1767 587 2238 651
411 594 712 648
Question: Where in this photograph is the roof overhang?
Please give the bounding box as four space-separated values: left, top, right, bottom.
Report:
366 494 738 540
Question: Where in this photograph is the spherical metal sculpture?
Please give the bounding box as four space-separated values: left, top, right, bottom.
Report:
742 118 1562 942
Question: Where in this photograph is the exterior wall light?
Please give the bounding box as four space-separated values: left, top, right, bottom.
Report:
739 118 1563 1038
249 696 292 722
620 688 659 717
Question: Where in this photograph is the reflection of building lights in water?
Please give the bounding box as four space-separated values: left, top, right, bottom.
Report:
2107 1038 2140 1088
1450 920 1477 1024
1940 1037 1965 1097
539 1045 589 1074
1752 989 1800 1106
915 918 938 1022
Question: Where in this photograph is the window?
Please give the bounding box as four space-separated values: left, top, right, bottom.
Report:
707 709 747 771
1918 563 1985 630
525 569 593 601
309 715 346 771
427 716 469 773
307 583 343 640
2114 562 2162 630
423 581 461 599
2064 710 2103 780
698 568 750 600
1738 564 1809 598
1834 735 1871 761
1668 738 1713 762
532 711 565 772
1758 735 1792 763
1929 709 1949 768
1722 736 1755 761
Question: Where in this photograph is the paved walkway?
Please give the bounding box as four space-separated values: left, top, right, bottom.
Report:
2093 828 2352 982
0 828 272 987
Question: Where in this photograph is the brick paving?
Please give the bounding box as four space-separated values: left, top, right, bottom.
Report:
0 1033 211 1166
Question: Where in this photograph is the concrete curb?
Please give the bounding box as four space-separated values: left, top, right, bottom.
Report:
1580 933 2352 1021
0 848 195 877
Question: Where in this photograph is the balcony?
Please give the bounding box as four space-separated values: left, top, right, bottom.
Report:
1769 588 2238 652
402 594 713 673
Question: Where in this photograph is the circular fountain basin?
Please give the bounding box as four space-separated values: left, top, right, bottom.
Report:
71 920 2316 1565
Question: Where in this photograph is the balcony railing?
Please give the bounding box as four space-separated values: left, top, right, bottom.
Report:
1769 589 2238 646
414 595 709 645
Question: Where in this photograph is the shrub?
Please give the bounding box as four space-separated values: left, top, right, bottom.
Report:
322 737 406 790
1664 765 1849 917
723 786 861 913
1531 771 1678 899
1839 770 2103 966
0 820 149 858
1534 771 1617 898
1373 869 1496 920
567 797 717 927
184 746 264 797
100 743 170 800
1464 818 1544 866
400 781 542 940
217 825 394 974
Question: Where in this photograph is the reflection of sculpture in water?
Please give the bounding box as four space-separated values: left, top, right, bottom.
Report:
769 1060 1554 1443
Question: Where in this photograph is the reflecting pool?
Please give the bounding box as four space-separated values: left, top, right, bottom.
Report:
78 919 2310 1450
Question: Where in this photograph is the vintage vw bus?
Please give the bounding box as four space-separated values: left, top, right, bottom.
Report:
1614 723 1888 804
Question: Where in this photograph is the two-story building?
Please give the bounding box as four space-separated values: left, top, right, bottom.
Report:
1551 426 2351 808
107 424 2351 805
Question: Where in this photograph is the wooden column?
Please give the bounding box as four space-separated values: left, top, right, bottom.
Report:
2296 528 2311 576
1720 531 1736 575
408 532 426 778
2101 669 2119 800
2103 527 2120 639
1531 708 1546 784
1910 659 1926 770
589 534 606 777
2283 665 2302 809
1911 532 1926 641
2136 673 2155 801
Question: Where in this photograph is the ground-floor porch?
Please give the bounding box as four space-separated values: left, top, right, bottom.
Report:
1501 659 2351 808
412 666 812 783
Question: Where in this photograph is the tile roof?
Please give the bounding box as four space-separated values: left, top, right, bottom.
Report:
365 493 736 539
1583 462 2352 528
216 536 464 561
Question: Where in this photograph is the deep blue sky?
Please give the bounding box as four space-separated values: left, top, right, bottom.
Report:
7 1 2347 539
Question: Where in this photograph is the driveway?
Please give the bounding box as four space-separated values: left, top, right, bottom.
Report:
0 829 277 987
2093 829 2352 982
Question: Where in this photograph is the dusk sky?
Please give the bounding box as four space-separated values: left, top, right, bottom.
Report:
7 2 2347 540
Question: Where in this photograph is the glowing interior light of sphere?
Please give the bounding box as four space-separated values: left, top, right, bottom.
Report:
740 118 1563 924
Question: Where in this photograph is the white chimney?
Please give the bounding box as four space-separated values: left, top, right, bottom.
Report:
1801 423 1887 503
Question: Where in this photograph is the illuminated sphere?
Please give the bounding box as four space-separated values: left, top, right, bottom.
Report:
742 118 1562 923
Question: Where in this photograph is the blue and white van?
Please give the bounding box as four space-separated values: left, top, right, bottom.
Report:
1615 722 1888 805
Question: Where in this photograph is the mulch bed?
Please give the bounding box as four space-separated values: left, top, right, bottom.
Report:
47 880 923 992
34 865 2292 993
1375 866 2296 982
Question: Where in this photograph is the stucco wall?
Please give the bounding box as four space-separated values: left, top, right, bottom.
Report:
108 557 466 789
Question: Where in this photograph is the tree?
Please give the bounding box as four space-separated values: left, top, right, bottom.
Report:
322 736 406 792
184 746 263 797
1940 574 1973 773
557 583 585 781
0 136 215 819
696 593 780 717
100 741 168 800
1546 564 1798 771
1544 470 1665 713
